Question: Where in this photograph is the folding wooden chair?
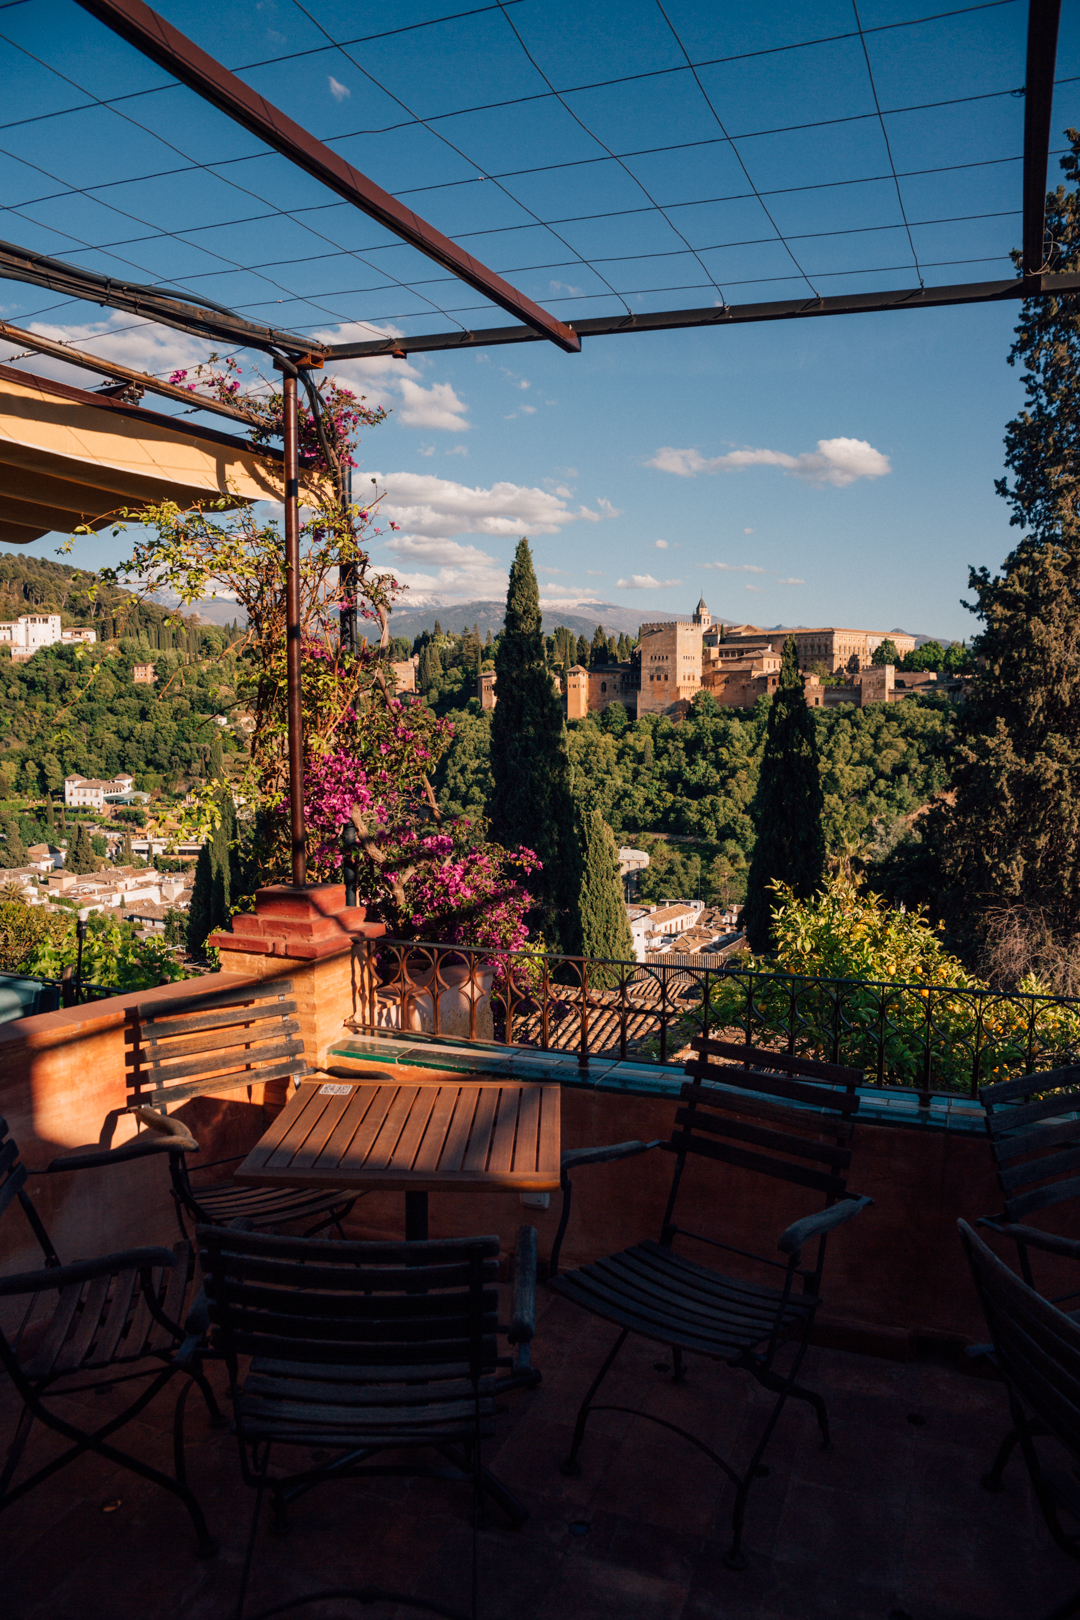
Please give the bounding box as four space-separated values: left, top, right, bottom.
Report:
977 1065 1080 1489
127 980 358 1236
960 1218 1080 1620
194 1222 539 1620
551 1037 872 1568
0 1116 221 1555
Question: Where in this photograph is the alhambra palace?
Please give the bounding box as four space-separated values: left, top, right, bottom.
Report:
478 601 937 720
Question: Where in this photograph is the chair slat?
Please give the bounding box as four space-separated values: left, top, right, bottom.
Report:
991 1115 1080 1163
215 1281 498 1324
683 1064 860 1116
55 1274 112 1372
226 1330 501 1367
90 1266 140 1365
673 1104 853 1169
985 1093 1080 1135
147 1037 305 1087
221 1253 499 1292
981 1066 1080 1106
670 1127 848 1196
146 1019 302 1067
689 1037 862 1087
1000 1144 1080 1193
1008 1173 1080 1223
142 1000 300 1044
136 981 294 1023
142 1058 310 1107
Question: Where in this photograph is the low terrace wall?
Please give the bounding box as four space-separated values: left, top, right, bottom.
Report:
0 930 1070 1359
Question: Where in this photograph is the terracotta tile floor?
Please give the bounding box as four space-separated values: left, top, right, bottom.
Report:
0 1286 1069 1620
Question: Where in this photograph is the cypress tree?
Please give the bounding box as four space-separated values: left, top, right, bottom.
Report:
209 730 225 780
575 634 590 667
187 791 236 955
66 822 97 875
577 810 635 979
489 537 580 949
936 133 1080 949
3 821 26 869
741 636 825 953
589 624 607 666
120 829 134 866
44 795 54 831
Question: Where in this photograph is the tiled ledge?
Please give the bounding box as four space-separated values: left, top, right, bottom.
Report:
327 1033 989 1135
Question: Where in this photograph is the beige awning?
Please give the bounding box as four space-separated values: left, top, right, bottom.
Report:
0 363 325 544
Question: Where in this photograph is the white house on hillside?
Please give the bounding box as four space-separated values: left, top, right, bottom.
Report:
64 772 135 809
0 615 96 661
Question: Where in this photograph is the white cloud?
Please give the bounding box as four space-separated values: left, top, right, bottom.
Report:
586 569 603 576
370 471 617 539
418 445 435 457
5 311 215 391
314 321 471 433
746 584 763 593
648 437 891 488
444 444 469 457
550 279 584 298
704 561 767 574
616 574 681 589
384 535 509 601
743 527 755 534
777 576 806 585
520 404 536 414
655 539 668 550
329 76 350 101
397 378 470 432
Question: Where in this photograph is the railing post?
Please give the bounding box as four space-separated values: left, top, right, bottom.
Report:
579 956 590 1070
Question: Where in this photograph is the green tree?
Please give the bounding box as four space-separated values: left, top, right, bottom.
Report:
589 624 608 667
741 636 826 952
900 640 946 672
489 538 580 948
43 795 54 832
871 638 901 666
936 130 1080 950
577 809 635 976
120 829 134 865
209 729 225 779
90 832 107 859
2 822 26 869
66 822 97 874
187 791 238 956
575 634 590 666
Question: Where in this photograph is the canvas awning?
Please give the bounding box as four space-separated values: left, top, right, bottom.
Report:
0 363 322 544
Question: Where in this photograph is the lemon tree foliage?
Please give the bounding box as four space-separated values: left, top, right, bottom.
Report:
706 875 1080 1094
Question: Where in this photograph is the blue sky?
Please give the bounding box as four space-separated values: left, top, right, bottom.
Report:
1 0 1078 640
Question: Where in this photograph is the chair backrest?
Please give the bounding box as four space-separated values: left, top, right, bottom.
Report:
979 1066 1080 1226
667 1037 863 1243
196 1226 500 1386
0 1117 59 1267
126 980 309 1112
960 1217 1080 1468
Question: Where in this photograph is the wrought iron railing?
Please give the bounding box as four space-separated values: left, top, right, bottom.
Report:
351 938 1080 1101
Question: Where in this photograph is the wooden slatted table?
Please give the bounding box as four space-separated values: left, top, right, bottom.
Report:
234 1077 561 1238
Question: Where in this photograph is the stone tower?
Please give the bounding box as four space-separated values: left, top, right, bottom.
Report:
693 596 712 631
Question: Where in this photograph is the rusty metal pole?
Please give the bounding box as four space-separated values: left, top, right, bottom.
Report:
281 367 306 887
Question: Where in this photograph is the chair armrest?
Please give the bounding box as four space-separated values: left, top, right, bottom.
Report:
47 1109 198 1172
977 1220 1080 1262
0 1247 177 1297
560 1139 663 1172
509 1226 537 1346
778 1196 874 1257
175 1285 210 1369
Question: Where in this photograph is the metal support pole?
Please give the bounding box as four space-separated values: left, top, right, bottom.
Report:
339 462 357 655
280 367 306 887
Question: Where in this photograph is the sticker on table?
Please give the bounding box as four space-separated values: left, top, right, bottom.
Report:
319 1083 353 1095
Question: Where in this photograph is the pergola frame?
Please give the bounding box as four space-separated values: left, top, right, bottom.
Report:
0 0 1066 888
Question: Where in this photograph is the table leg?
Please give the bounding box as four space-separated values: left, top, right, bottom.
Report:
405 1190 429 1242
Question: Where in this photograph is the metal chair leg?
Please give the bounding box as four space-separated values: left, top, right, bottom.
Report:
560 1327 629 1476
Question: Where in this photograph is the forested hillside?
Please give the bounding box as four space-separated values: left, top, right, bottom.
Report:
434 691 954 904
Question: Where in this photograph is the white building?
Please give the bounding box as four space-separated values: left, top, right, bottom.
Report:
64 772 135 809
0 615 96 661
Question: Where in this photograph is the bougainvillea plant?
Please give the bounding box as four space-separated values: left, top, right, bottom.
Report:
92 357 538 956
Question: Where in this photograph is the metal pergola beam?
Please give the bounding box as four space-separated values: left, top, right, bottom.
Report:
326 272 1080 360
0 238 321 358
0 317 262 427
1023 0 1063 278
73 0 580 355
